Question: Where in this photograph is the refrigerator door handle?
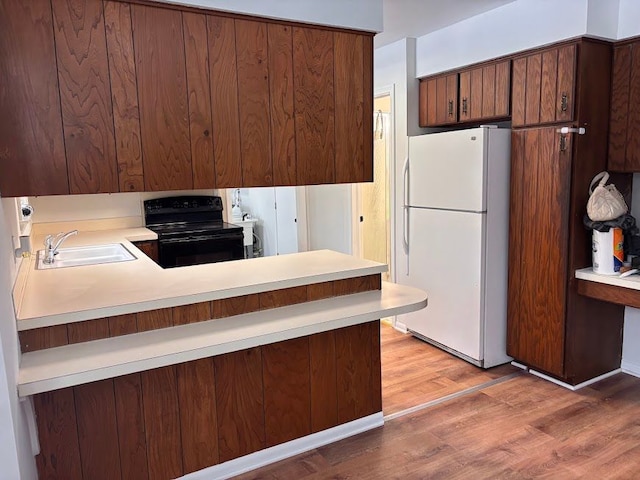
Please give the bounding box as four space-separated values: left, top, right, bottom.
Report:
402 157 410 274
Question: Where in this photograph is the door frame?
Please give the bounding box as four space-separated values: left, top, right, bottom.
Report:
351 85 396 283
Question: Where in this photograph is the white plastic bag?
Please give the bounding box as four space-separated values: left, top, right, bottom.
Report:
587 171 628 222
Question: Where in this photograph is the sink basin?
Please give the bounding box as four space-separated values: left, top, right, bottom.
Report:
36 243 137 270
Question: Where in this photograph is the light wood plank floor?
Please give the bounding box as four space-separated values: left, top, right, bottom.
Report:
380 322 519 414
237 323 640 479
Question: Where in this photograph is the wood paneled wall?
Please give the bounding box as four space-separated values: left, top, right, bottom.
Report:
20 275 381 353
33 321 382 480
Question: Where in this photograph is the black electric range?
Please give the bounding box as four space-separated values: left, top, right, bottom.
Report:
144 196 244 268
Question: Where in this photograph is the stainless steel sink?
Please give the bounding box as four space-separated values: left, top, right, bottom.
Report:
36 243 137 269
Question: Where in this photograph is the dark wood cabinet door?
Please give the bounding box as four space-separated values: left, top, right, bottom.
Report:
458 70 471 122
418 78 438 127
208 15 242 188
627 43 640 171
608 44 631 172
494 60 511 117
434 74 458 125
236 19 273 187
0 0 69 197
335 32 366 183
507 128 571 378
293 27 335 185
132 4 193 192
556 44 576 122
104 1 144 193
183 12 215 189
51 0 118 194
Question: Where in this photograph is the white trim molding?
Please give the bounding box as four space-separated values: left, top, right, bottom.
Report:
180 412 384 480
529 368 622 391
622 360 640 378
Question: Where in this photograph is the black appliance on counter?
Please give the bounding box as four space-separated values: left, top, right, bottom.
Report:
144 195 244 268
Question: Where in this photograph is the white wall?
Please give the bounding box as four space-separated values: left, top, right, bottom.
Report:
618 0 640 39
0 199 37 479
305 185 352 254
586 0 620 40
155 0 383 32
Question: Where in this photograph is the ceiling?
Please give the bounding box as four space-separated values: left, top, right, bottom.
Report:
374 0 517 48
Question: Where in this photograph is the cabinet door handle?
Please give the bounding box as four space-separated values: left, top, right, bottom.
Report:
462 98 468 115
559 134 567 152
448 100 454 116
560 92 568 112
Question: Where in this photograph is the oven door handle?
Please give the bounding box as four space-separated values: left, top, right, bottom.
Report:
161 233 243 244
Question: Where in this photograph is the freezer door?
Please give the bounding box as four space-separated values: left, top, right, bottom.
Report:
407 128 487 212
398 208 485 361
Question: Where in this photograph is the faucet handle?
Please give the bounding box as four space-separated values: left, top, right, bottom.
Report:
44 234 58 249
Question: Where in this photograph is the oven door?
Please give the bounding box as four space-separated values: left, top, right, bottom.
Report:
158 231 245 268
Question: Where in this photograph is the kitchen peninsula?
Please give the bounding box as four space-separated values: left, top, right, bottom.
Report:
13 227 427 480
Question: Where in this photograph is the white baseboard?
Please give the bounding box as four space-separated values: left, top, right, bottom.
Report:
622 360 640 378
180 412 384 480
529 368 622 391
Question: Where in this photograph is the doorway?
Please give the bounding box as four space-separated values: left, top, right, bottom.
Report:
353 94 393 282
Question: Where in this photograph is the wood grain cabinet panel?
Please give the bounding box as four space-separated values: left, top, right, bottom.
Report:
132 240 159 263
268 24 297 186
507 128 570 377
511 43 576 127
263 338 312 446
214 348 266 462
183 12 215 189
418 78 437 127
294 27 335 185
235 19 273 187
51 0 118 194
132 4 193 192
114 374 149 480
0 0 69 197
335 32 366 183
104 1 144 192
609 41 640 172
309 331 338 432
208 15 242 188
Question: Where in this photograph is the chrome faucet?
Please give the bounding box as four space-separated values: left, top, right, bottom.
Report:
43 230 78 265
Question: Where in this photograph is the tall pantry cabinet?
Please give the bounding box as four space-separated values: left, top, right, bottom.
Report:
507 38 627 385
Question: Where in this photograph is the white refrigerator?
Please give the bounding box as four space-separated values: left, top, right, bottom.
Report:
397 126 511 368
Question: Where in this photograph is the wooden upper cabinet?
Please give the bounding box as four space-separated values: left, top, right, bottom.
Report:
512 43 576 127
419 74 457 127
235 19 273 187
51 0 118 194
0 0 69 197
458 60 510 123
183 12 216 190
208 15 242 188
293 27 336 185
608 41 640 172
104 1 144 192
131 4 193 191
418 78 437 126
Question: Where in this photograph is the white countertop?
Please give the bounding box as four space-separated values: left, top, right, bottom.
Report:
575 267 640 290
18 281 427 396
15 228 387 330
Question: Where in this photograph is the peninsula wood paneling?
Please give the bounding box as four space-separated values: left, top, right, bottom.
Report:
104 1 144 192
177 358 219 473
182 12 215 189
19 324 68 353
132 4 192 191
114 374 149 480
294 27 335 185
67 318 110 344
141 366 183 479
208 15 242 188
172 301 211 325
74 380 122 480
259 285 308 309
307 281 335 301
309 331 338 432
215 348 266 462
51 0 117 194
335 32 365 183
268 24 296 186
336 323 379 423
0 0 69 196
34 389 83 480
33 322 383 478
212 294 261 318
137 308 173 332
235 19 273 187
263 338 312 446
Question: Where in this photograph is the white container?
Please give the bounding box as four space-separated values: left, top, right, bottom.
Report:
592 228 624 275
